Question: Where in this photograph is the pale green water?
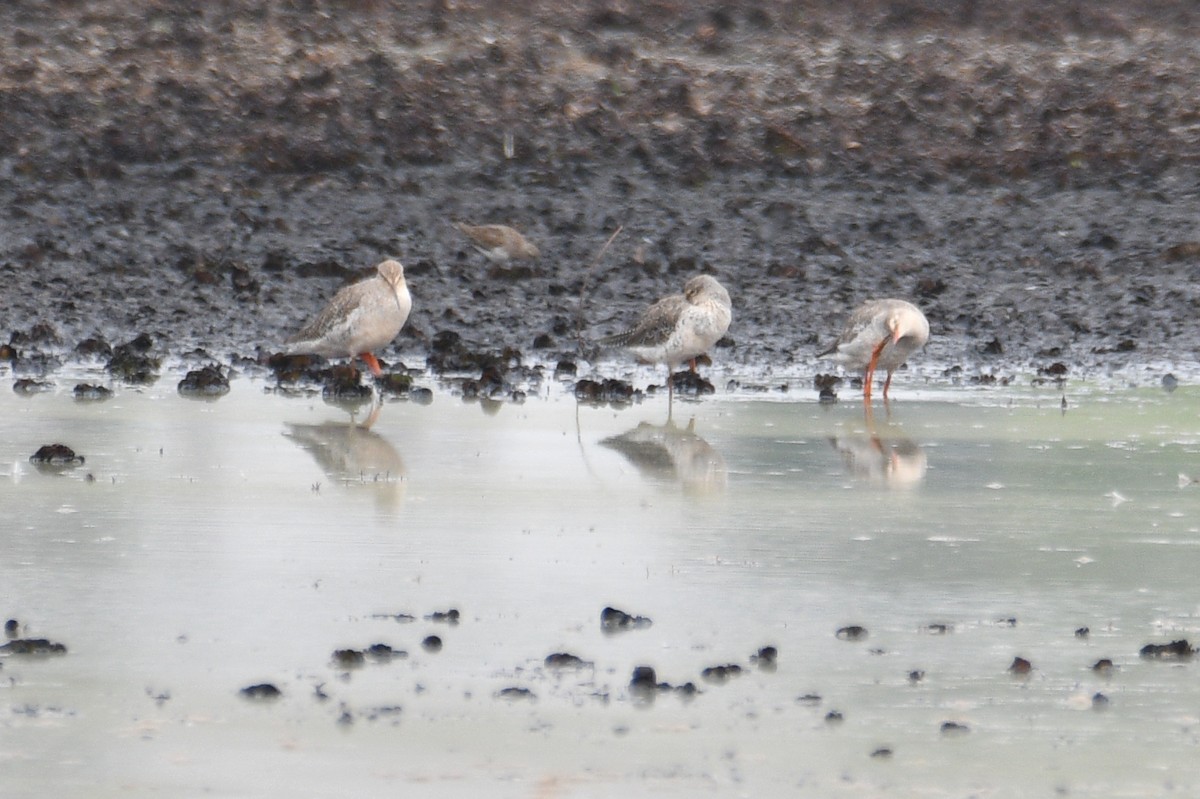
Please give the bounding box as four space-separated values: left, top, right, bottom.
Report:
3 374 1200 797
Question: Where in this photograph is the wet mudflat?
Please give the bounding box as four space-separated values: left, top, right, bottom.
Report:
4 373 1200 797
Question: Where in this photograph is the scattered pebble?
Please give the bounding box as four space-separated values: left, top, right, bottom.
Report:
421 635 442 653
700 663 743 683
1075 627 1090 638
496 687 535 701
1092 658 1115 675
73 383 113 401
751 645 778 670
366 643 405 661
836 625 868 641
908 670 925 684
940 721 970 736
177 364 231 397
13 378 52 395
629 665 658 693
0 638 67 655
331 649 365 669
29 444 84 467
240 683 282 700
870 747 893 760
1092 692 1110 709
1008 656 1033 675
426 609 460 625
601 606 652 633
825 710 844 724
1139 639 1194 660
574 378 639 405
544 652 591 669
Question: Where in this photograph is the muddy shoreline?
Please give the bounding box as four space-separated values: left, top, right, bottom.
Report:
2 1 1199 387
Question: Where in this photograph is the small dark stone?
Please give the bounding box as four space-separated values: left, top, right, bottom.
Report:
376 373 413 395
1092 692 1110 709
0 638 67 655
979 337 1003 355
13 378 52 395
836 625 868 641
4 619 18 638
426 609 460 624
1039 362 1068 377
1162 373 1178 392
366 643 405 661
575 378 638 404
30 444 84 467
409 386 434 404
1075 627 1090 638
421 635 442 653
1139 639 1194 660
544 652 590 669
0 343 17 361
751 645 778 669
107 334 160 384
601 606 652 633
73 383 114 401
372 612 416 623
1008 656 1033 675
997 617 1018 627
630 665 658 691
1092 658 1115 674
673 682 698 698
178 364 231 397
74 336 113 358
923 623 952 635
532 333 554 349
700 664 743 683
496 686 535 701
940 721 970 736
669 369 715 397
331 648 365 668
796 693 822 706
322 365 371 401
554 360 577 379
17 321 63 347
239 683 282 700
825 710 844 724
870 747 893 759
908 670 925 683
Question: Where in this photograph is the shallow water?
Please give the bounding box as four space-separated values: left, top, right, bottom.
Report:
4 372 1200 798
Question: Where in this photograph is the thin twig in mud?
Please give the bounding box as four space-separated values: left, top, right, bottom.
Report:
576 225 623 355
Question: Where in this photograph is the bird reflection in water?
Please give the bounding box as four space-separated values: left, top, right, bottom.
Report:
283 402 406 510
829 412 926 488
600 416 727 494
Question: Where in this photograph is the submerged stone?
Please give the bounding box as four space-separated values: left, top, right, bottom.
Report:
178 364 231 397
239 683 282 700
73 383 114 401
601 606 652 633
30 443 84 467
0 638 67 655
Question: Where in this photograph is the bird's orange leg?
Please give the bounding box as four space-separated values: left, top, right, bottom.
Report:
359 352 383 376
688 358 697 373
863 339 888 404
882 371 894 402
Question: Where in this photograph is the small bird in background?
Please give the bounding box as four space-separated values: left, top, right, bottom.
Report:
819 298 929 403
284 259 412 377
454 222 540 264
598 274 733 402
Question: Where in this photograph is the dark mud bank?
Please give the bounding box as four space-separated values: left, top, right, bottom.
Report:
2 1 1198 384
